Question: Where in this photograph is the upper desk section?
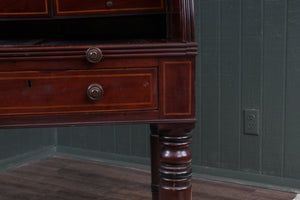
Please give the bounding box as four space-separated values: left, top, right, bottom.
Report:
0 0 164 18
0 0 195 42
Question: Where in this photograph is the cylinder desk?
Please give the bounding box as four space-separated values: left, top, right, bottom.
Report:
0 0 197 199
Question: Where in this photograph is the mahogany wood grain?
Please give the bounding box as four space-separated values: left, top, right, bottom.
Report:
0 42 197 63
0 113 197 129
160 59 195 118
166 0 195 41
151 123 194 200
0 0 50 18
55 0 164 16
0 68 158 116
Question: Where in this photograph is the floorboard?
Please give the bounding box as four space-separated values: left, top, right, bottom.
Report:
0 157 295 200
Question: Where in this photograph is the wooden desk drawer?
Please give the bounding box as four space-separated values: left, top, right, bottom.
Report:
0 68 157 116
54 0 164 16
0 0 49 18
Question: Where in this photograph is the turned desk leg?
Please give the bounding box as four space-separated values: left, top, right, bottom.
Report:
150 123 194 200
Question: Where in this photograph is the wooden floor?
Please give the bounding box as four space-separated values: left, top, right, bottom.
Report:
0 157 295 200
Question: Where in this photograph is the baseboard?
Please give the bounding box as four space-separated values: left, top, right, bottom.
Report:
56 146 151 171
192 165 300 193
0 145 56 172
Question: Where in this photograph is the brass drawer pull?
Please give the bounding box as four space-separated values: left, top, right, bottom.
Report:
86 47 103 64
87 83 104 100
106 0 113 9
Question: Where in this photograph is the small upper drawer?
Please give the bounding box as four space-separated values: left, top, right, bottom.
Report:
0 0 50 18
54 0 164 16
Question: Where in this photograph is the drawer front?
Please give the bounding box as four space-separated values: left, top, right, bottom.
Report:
55 0 164 16
0 68 157 116
0 0 49 17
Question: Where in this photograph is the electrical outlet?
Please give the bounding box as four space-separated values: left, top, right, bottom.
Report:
244 109 259 135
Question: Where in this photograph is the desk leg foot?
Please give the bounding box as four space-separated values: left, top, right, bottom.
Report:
151 123 194 200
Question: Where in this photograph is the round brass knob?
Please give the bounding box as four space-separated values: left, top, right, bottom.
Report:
106 0 113 9
86 47 103 64
87 84 104 100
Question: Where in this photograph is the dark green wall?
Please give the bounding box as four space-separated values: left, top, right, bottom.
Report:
195 0 300 183
0 128 55 171
1 0 300 191
0 128 55 160
57 125 151 164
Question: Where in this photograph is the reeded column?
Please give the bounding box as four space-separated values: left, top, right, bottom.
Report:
150 123 194 200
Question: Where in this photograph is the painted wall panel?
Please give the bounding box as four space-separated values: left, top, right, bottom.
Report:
240 0 263 173
219 0 241 170
262 0 286 177
285 0 300 179
0 128 55 160
191 0 202 163
200 0 221 167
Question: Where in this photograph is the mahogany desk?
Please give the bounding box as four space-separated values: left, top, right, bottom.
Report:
0 1 197 200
